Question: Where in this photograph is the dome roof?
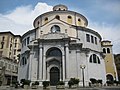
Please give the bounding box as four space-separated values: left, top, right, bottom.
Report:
53 4 68 11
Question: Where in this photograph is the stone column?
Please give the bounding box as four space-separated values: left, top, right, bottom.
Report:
65 44 69 79
46 63 49 81
60 63 62 81
39 45 43 80
43 54 46 80
28 48 34 80
62 54 65 81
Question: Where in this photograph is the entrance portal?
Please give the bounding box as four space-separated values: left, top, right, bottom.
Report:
50 67 60 85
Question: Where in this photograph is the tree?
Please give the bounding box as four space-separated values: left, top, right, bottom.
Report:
42 81 50 89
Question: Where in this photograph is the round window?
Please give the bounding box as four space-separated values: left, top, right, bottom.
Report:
51 25 60 33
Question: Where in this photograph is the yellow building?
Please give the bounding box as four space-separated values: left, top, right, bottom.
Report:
0 31 21 62
101 40 118 81
0 31 21 85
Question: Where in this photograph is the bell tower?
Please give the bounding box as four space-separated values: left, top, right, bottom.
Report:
101 40 118 81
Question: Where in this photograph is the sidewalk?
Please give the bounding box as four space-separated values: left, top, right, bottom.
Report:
0 85 120 90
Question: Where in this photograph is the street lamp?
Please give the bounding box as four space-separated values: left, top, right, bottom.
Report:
80 64 86 87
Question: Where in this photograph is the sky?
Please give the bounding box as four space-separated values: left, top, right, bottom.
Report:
0 0 120 54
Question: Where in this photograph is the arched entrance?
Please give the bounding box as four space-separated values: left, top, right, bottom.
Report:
50 67 60 85
106 74 114 81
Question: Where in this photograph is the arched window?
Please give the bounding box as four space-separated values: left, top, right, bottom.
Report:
51 25 60 33
103 48 106 53
21 57 27 65
46 48 62 58
67 16 72 24
59 8 61 10
107 48 110 53
37 21 39 26
55 15 60 20
89 54 100 64
90 55 92 63
44 17 48 24
78 18 81 25
93 54 97 63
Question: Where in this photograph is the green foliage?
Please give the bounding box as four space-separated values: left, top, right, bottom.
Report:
97 79 102 84
68 78 79 88
20 79 31 86
57 81 65 85
106 81 114 85
24 80 31 85
68 80 74 87
34 81 39 85
42 81 50 89
70 78 79 84
20 79 25 84
90 78 97 84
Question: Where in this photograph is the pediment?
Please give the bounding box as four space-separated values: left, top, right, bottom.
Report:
41 33 69 40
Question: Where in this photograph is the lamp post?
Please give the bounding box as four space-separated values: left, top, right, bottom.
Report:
80 64 86 87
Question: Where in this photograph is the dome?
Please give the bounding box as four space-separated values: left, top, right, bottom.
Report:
53 4 68 11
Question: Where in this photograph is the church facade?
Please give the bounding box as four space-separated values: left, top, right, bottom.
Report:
18 4 107 86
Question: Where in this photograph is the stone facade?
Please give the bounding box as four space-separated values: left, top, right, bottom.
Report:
18 4 107 86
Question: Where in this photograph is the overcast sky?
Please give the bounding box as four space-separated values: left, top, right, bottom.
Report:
0 0 120 54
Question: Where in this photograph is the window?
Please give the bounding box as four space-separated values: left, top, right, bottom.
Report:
27 37 30 45
9 52 11 58
91 35 94 43
46 48 62 58
55 15 60 20
21 57 27 65
1 42 4 49
10 44 12 50
51 25 60 33
93 54 97 63
67 16 72 24
78 18 81 25
11 38 12 42
89 54 100 64
90 55 92 63
95 37 97 44
44 17 48 24
59 8 61 10
15 43 17 47
107 48 110 53
86 34 90 42
14 49 16 55
37 21 39 26
2 36 5 41
15 39 17 42
14 57 16 60
103 48 106 53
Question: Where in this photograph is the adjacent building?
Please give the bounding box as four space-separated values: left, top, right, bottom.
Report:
101 40 118 81
114 54 120 81
18 4 108 86
0 31 21 85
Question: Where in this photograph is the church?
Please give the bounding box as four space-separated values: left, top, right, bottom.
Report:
18 4 107 86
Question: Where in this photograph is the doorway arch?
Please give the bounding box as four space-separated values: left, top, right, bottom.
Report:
106 74 114 81
50 67 60 85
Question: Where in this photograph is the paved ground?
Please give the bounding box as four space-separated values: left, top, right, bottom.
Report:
0 86 120 90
